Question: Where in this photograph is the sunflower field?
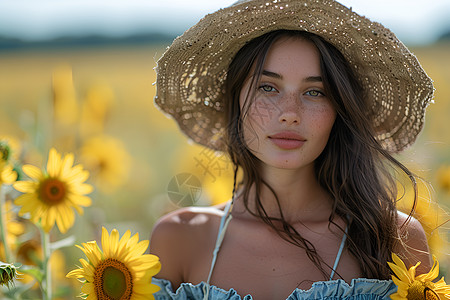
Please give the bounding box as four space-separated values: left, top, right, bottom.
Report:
0 40 449 298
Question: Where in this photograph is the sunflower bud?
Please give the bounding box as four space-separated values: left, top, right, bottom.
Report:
0 262 19 288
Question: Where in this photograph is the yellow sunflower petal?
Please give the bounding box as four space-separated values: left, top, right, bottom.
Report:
108 229 120 257
138 257 161 276
81 282 95 295
69 194 92 207
13 180 38 193
77 248 95 267
126 232 140 249
148 283 161 294
46 206 58 229
60 152 75 177
115 230 132 259
38 206 54 232
55 204 75 234
132 275 160 298
101 227 111 257
75 183 94 195
64 204 76 226
132 254 160 266
389 293 406 300
391 253 409 272
434 277 450 295
119 230 131 248
22 164 44 180
1 165 17 184
388 261 413 284
130 295 152 300
407 262 420 280
14 193 39 210
77 242 102 266
47 148 61 177
66 268 85 279
125 240 149 259
416 255 439 282
68 168 90 184
31 206 46 223
435 277 450 291
86 293 97 300
41 219 54 232
78 260 95 282
391 276 409 291
132 294 155 300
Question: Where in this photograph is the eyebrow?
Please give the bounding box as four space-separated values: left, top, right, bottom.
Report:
261 70 282 79
304 76 323 83
261 70 322 82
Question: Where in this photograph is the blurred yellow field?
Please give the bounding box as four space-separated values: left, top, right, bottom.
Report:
0 42 449 298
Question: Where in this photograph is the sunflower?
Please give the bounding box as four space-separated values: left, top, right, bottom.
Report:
0 262 19 287
437 165 450 193
0 162 16 186
15 239 43 289
13 148 93 233
0 200 25 261
52 65 79 126
79 83 115 139
0 139 17 185
0 135 21 163
388 253 450 300
67 227 161 300
79 135 131 194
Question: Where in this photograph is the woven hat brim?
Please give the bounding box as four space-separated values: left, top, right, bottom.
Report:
154 0 434 152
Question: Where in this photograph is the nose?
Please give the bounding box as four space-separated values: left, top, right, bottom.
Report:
279 111 299 125
278 94 300 125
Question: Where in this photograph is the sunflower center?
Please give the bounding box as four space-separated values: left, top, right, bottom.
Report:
94 258 133 300
39 178 67 205
407 281 439 300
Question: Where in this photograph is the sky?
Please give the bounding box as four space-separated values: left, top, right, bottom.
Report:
0 0 449 45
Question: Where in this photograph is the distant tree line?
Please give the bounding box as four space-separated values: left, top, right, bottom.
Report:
0 33 176 52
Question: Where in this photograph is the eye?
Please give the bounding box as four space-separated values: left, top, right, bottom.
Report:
305 90 324 97
259 85 277 93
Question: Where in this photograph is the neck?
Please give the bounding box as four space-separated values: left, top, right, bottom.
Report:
234 164 333 224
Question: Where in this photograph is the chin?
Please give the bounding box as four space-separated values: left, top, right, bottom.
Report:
264 155 314 171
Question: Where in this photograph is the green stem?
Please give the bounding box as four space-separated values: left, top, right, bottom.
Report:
40 226 52 300
0 184 12 263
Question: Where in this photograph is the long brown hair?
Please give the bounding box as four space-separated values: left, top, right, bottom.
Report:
224 30 416 280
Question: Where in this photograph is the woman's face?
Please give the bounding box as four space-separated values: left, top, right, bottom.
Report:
239 36 336 171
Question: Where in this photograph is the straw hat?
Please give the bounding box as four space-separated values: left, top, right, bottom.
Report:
154 0 434 152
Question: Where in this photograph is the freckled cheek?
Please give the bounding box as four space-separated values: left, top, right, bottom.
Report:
308 106 336 133
246 98 279 126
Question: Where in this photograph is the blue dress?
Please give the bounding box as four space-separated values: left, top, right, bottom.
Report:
152 202 397 299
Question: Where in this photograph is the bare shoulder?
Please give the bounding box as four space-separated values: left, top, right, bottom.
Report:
149 204 227 288
395 210 432 274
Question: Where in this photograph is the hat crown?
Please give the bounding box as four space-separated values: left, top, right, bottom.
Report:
155 0 433 152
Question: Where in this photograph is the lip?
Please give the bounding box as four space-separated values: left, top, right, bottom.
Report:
268 132 306 150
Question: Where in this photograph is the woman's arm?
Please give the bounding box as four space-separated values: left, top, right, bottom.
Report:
395 211 432 274
150 209 192 289
149 206 219 290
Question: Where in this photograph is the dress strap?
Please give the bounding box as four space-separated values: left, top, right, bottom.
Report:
329 225 348 281
203 201 233 299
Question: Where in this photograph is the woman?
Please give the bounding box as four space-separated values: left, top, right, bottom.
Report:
150 0 434 299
